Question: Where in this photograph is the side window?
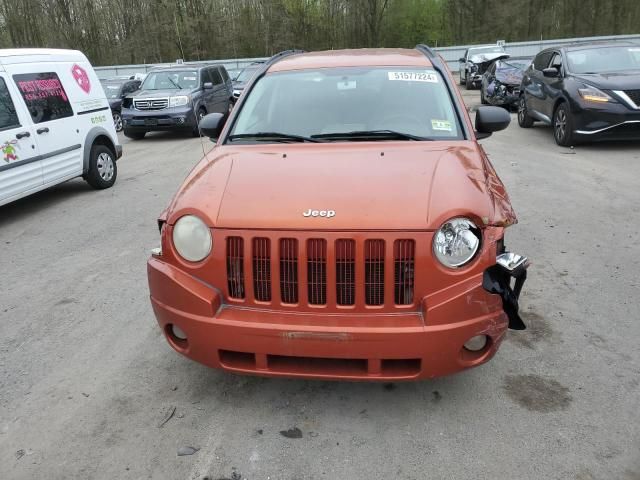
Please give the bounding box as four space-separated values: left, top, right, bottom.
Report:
13 72 73 124
0 77 20 130
220 67 229 82
210 68 223 86
533 52 553 71
550 53 563 69
201 69 212 86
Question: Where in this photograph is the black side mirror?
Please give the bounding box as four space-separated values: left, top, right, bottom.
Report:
475 106 511 139
459 57 466 63
199 112 224 139
542 67 559 78
203 82 213 90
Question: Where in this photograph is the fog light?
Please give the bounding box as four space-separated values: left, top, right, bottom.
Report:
464 335 488 352
177 117 185 124
171 324 187 340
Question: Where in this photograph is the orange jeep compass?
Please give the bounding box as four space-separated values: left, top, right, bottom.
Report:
147 46 529 381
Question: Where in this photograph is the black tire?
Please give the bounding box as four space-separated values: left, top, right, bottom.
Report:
553 102 575 147
112 112 123 132
480 88 488 105
517 95 534 128
123 129 145 140
465 75 473 90
193 108 207 137
459 69 465 85
85 144 117 189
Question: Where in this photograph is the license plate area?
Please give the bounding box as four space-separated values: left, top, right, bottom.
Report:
144 118 158 126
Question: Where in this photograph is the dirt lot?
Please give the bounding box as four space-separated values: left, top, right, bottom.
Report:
1 86 639 480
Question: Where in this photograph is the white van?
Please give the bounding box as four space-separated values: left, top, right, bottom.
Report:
0 48 121 207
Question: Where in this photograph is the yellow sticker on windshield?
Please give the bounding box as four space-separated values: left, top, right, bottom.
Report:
388 71 438 82
431 119 452 131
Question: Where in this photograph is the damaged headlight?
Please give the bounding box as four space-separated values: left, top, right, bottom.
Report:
433 217 481 268
172 215 212 262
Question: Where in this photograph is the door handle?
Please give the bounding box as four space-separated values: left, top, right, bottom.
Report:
37 127 50 134
16 131 31 139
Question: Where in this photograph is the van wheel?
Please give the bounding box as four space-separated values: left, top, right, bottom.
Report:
193 108 207 137
459 69 465 85
124 129 145 140
85 145 117 189
465 75 473 90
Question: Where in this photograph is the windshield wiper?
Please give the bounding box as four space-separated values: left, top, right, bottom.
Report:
167 77 182 89
227 132 323 143
311 130 433 141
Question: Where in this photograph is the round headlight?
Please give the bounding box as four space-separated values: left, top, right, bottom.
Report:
433 217 481 268
172 215 212 262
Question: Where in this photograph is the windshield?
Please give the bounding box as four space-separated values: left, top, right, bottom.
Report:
470 46 505 55
141 70 198 90
235 67 259 83
567 46 640 74
101 82 122 99
229 67 462 141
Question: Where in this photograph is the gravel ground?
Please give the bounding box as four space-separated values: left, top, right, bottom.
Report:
1 85 639 480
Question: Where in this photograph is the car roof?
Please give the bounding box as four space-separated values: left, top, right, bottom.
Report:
469 45 504 50
268 48 431 73
150 64 219 72
539 41 639 53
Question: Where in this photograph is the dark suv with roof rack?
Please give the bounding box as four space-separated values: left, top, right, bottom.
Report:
518 41 640 146
121 64 233 139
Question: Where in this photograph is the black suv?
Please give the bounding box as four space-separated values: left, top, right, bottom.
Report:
518 42 640 146
100 77 141 132
121 64 233 139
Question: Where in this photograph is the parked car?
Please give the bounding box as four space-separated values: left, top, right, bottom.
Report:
0 48 122 207
232 62 263 103
480 57 532 109
100 77 141 131
121 64 233 139
518 41 640 146
459 44 508 89
147 47 529 381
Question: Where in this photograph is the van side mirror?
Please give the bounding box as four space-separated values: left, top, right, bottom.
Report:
199 113 224 139
475 106 511 139
203 82 213 90
542 67 559 78
459 57 466 62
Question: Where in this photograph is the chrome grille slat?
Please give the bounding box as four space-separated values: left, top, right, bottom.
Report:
252 238 271 302
624 89 640 107
134 98 169 110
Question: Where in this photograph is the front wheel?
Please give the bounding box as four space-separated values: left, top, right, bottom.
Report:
459 69 465 85
517 96 534 128
480 88 488 105
112 112 123 132
85 144 117 189
553 103 575 147
465 74 473 90
193 108 207 137
123 129 146 140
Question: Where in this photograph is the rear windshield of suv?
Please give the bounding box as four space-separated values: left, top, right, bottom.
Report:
567 46 640 74
142 70 199 90
230 67 463 140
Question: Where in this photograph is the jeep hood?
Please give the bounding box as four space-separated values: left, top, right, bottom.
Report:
166 142 516 230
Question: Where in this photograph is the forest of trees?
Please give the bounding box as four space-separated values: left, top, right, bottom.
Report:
0 0 639 66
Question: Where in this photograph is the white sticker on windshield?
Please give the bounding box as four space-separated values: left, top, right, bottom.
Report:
184 76 197 80
431 119 452 131
388 71 438 83
337 80 357 90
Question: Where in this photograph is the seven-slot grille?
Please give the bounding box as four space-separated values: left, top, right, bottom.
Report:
624 90 640 108
134 98 169 110
225 236 416 307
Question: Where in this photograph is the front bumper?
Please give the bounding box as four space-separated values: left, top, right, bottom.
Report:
122 106 197 131
572 101 640 141
147 251 528 381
